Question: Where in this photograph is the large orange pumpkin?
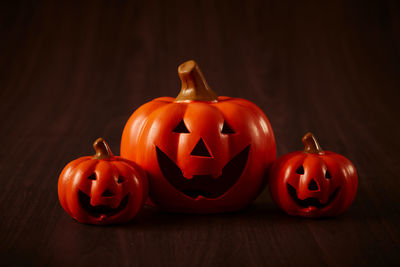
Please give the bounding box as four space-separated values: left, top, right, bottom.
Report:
58 138 148 224
121 60 276 213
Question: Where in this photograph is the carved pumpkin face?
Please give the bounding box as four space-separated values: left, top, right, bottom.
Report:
121 60 276 213
269 133 358 218
58 138 148 224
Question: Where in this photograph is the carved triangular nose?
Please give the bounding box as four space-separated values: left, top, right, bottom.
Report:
308 179 319 191
101 189 114 197
191 138 212 157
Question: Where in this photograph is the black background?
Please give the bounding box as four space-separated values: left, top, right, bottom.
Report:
1 0 399 266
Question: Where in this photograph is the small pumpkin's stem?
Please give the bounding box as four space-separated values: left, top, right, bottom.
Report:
93 138 113 159
175 60 218 102
302 132 324 154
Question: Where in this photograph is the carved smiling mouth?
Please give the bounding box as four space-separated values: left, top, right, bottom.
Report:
156 145 250 199
287 184 340 209
78 190 129 217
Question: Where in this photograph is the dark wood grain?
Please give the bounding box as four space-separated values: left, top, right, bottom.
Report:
1 0 399 266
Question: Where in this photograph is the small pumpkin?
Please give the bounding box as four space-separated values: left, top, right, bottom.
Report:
269 132 358 218
58 138 148 224
121 60 276 213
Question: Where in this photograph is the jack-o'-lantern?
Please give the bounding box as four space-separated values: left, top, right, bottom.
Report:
269 132 358 218
121 60 276 213
58 138 148 224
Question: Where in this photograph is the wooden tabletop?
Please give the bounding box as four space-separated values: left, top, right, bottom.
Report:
1 0 399 266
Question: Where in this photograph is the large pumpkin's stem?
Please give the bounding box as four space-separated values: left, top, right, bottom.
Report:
175 60 218 102
93 138 113 159
302 132 324 154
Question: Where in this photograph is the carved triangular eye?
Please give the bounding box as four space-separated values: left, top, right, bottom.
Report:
173 120 190 133
325 170 332 179
296 165 304 175
221 122 235 134
117 176 125 183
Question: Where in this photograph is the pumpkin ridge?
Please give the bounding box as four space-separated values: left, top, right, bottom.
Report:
130 101 173 161
58 157 92 215
81 159 99 180
72 158 97 183
61 157 91 180
139 102 188 150
121 99 172 155
225 98 269 121
108 160 122 185
111 160 139 181
111 160 147 206
175 103 190 162
283 153 307 186
63 158 98 215
216 100 266 151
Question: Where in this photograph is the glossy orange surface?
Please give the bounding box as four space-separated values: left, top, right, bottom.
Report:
121 95 276 213
269 133 358 218
58 139 148 224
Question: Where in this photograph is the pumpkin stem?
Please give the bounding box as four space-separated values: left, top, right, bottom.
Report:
302 132 324 154
93 138 113 159
175 60 218 102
